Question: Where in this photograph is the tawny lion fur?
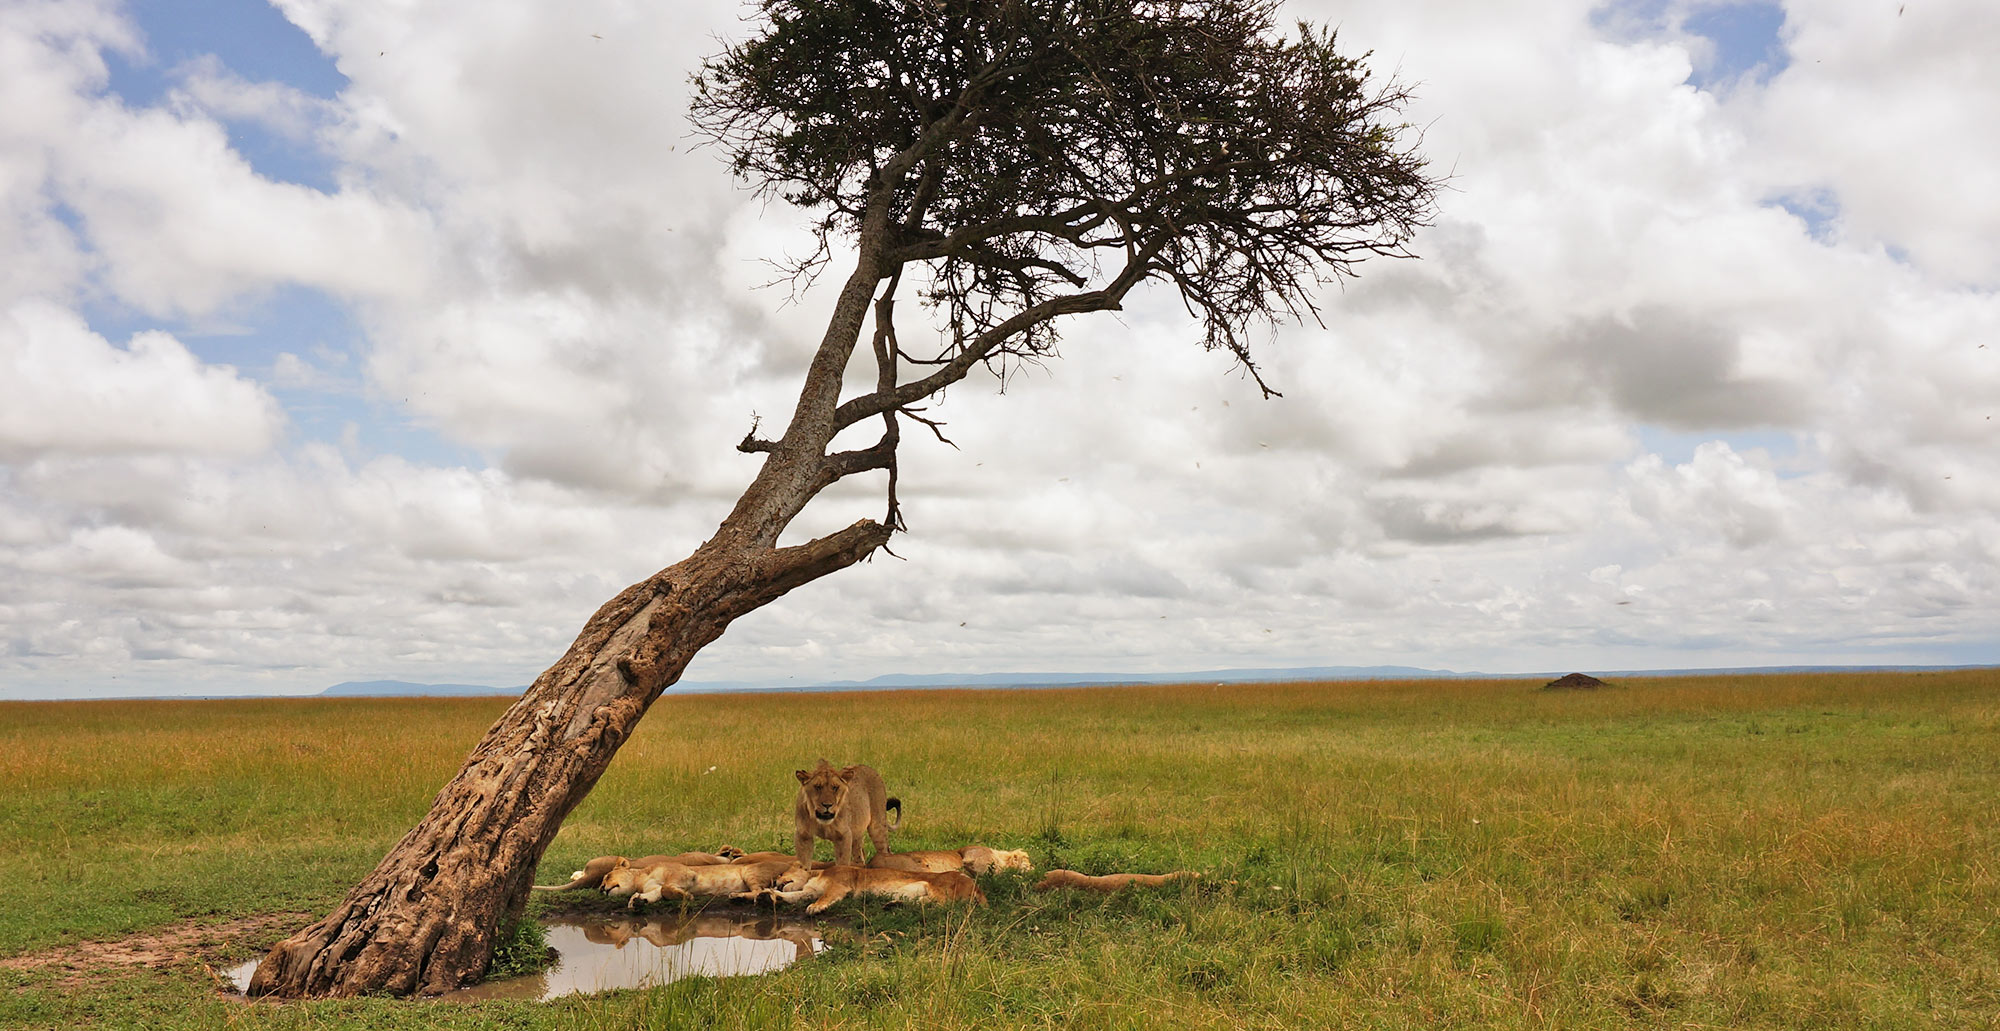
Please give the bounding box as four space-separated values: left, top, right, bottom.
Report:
794 759 901 866
868 845 1034 874
534 854 627 892
731 851 833 869
601 860 795 907
1032 869 1201 892
533 850 736 891
761 864 987 915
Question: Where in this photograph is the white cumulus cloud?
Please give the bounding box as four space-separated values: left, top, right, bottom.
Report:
0 0 1995 697
0 301 283 460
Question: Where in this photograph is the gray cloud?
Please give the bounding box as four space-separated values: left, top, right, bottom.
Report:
0 0 1995 697
1548 305 1812 429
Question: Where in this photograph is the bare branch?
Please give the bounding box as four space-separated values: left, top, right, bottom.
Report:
736 414 780 454
899 406 960 449
870 270 906 531
834 229 1173 431
747 519 896 603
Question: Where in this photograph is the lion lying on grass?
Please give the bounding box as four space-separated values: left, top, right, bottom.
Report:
533 854 629 892
759 864 987 914
728 851 834 869
795 760 901 866
1032 869 1201 892
532 850 738 891
868 845 1033 874
601 860 795 907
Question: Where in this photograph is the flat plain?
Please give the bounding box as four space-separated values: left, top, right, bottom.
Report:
2 670 1996 1029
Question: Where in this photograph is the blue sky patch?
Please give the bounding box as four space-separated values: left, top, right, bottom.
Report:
210 112 343 195
1768 186 1839 243
1592 0 1790 90
106 0 347 105
82 284 487 471
1682 2 1789 89
73 6 490 468
1636 426 1801 471
104 0 345 191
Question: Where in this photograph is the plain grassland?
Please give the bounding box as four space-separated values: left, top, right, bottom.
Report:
2 670 1997 1029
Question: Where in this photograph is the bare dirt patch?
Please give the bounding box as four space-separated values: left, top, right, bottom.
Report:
0 912 309 990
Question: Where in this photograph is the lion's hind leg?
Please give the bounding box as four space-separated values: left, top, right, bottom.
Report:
867 819 891 864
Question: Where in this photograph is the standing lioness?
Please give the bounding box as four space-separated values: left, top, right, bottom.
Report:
795 759 901 866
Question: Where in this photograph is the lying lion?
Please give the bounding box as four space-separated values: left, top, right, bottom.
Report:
795 759 901 866
602 860 795 908
1032 869 1201 892
534 854 629 892
760 864 987 915
729 850 834 869
868 845 1034 875
532 850 737 891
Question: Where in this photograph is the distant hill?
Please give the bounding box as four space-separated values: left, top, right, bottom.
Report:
310 663 1997 700
318 680 524 698
679 663 1996 694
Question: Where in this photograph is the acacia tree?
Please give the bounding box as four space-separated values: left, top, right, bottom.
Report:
250 0 1436 997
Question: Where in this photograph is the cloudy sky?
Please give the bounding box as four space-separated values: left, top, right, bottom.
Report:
1 0 1994 699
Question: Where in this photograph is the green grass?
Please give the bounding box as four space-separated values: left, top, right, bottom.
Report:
2 671 1998 1028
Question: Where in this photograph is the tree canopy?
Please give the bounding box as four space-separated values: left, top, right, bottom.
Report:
693 0 1438 401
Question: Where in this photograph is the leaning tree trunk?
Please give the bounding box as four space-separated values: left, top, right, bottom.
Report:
248 188 903 998
247 509 891 997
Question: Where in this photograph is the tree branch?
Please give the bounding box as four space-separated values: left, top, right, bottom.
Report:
870 270 908 531
833 230 1172 431
736 415 779 454
745 519 896 606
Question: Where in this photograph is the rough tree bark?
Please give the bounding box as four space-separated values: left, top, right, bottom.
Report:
245 520 892 996
249 222 909 998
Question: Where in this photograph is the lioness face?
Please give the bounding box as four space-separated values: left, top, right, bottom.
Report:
796 763 853 823
988 849 1033 872
777 866 815 891
600 868 644 897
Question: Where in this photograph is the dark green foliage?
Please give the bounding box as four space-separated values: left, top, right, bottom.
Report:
693 0 1437 393
484 917 551 981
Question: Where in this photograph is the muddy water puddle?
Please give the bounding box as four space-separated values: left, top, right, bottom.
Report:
227 910 824 1001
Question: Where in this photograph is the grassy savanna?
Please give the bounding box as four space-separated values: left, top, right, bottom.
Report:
3 671 1997 1028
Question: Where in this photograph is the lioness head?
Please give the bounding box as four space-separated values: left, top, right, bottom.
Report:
776 865 816 891
963 847 1033 874
795 759 855 823
600 866 646 897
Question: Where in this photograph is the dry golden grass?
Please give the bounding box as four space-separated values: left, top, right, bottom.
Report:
2 670 1997 1029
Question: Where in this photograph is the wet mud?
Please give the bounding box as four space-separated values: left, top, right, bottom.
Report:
226 909 824 1001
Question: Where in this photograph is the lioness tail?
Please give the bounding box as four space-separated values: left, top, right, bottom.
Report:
886 796 902 828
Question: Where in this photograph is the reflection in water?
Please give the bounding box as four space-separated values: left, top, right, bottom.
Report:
226 910 824 1001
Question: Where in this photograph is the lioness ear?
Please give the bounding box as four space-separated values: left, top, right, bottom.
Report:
839 765 858 780
795 769 809 782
